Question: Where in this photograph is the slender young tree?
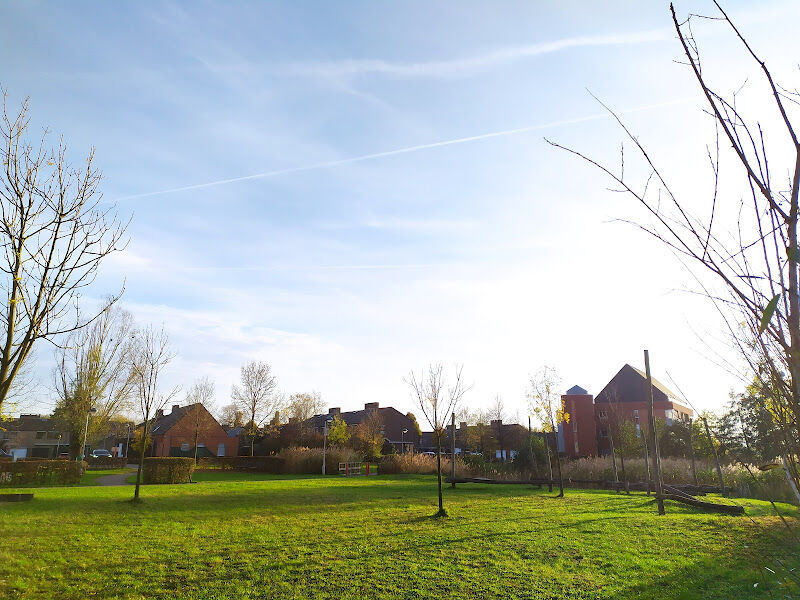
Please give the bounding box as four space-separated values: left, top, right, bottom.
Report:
53 304 135 458
184 376 216 468
131 325 178 502
0 92 128 414
405 364 469 517
528 366 569 497
231 361 281 456
548 1 800 494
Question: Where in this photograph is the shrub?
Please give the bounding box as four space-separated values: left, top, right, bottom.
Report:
0 459 85 487
197 456 285 474
86 456 128 470
142 457 195 484
278 446 362 475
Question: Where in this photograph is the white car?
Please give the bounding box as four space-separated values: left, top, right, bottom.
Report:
90 449 112 458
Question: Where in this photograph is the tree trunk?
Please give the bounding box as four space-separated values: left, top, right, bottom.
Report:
436 432 446 517
545 432 553 493
703 417 726 496
555 445 565 498
688 419 699 487
641 426 652 495
782 454 800 505
450 413 456 489
133 422 149 502
609 432 619 483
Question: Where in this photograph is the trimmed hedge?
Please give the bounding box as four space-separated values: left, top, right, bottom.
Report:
0 459 86 487
197 456 285 474
142 457 195 484
86 456 128 470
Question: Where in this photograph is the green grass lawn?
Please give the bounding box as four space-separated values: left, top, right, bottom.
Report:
0 475 797 599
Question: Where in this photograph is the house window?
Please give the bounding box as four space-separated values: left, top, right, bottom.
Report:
572 419 578 433
598 410 607 420
600 429 609 438
181 443 190 451
217 444 225 457
35 431 46 440
635 423 641 438
574 440 579 454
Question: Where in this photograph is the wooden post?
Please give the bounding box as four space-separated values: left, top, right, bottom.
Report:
451 413 456 488
703 417 726 497
688 417 699 487
641 422 651 495
644 350 665 515
608 428 619 488
528 416 536 480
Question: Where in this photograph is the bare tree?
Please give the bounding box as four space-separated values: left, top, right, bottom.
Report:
405 363 469 517
287 391 324 442
528 366 568 497
131 325 177 502
52 304 135 458
231 361 281 456
218 403 243 428
548 2 800 493
0 92 128 414
184 376 216 467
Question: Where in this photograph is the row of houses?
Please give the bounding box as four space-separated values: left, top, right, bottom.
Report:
0 363 693 460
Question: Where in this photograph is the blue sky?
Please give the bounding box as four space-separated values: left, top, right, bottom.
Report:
4 1 800 422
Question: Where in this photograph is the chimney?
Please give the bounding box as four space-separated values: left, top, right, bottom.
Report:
490 419 502 428
172 405 181 413
155 409 164 418
460 421 468 431
364 402 379 410
328 407 341 416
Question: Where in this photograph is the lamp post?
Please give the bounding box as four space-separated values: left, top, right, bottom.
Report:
402 428 408 454
322 419 332 475
125 423 132 459
78 407 97 461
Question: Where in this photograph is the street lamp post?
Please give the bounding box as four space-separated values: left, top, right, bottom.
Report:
402 428 408 454
322 419 332 475
79 407 97 461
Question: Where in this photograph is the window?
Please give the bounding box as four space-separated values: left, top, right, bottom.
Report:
600 429 609 438
574 440 579 454
180 442 190 451
635 423 641 438
35 431 46 440
217 444 225 457
598 410 607 420
572 419 578 433
46 431 61 440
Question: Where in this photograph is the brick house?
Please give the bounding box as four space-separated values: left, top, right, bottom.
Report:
304 403 419 453
146 403 238 458
0 414 70 459
559 364 693 458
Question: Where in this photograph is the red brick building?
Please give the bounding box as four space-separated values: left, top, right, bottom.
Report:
148 403 239 458
559 364 693 459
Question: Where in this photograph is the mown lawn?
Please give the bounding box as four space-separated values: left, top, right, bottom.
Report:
0 475 797 599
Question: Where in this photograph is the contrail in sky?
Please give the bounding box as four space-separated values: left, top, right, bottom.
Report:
114 98 690 202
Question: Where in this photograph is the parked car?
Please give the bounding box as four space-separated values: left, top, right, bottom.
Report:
90 449 112 458
58 452 70 458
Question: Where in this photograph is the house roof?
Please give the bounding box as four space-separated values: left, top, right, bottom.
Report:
304 406 408 429
3 415 68 432
148 403 218 434
594 363 684 407
565 385 589 395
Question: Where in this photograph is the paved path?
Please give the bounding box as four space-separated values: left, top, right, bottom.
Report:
95 470 135 486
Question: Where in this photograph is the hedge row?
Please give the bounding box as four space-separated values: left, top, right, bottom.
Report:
0 460 86 487
142 457 195 484
86 457 128 470
197 456 285 474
